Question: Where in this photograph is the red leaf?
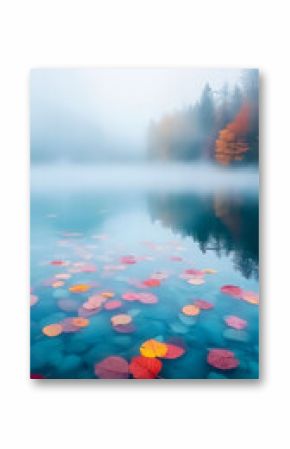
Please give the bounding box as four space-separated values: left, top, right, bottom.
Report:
194 299 214 310
94 356 129 379
142 279 161 287
185 269 204 276
129 356 162 379
30 373 45 379
104 300 122 310
163 344 185 359
207 349 239 370
122 292 140 301
220 285 243 298
122 292 158 303
120 255 137 264
137 293 158 304
170 256 183 262
224 315 247 330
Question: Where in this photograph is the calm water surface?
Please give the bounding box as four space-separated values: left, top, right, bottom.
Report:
30 169 259 379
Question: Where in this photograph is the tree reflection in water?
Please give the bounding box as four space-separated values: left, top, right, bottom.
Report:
147 191 258 279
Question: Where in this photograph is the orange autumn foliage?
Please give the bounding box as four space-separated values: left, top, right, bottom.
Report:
215 103 251 165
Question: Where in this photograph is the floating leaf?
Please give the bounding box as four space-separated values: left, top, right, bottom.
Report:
129 356 162 379
241 290 259 304
59 318 80 333
185 269 205 276
42 277 59 287
122 291 158 303
207 349 239 370
138 293 158 304
42 323 63 337
140 339 168 358
194 299 213 310
71 317 89 327
202 268 217 274
182 304 200 316
113 323 136 333
104 300 122 310
220 285 243 298
52 281 65 288
111 314 132 326
100 291 115 298
224 315 247 330
69 284 91 293
55 273 71 280
163 343 185 359
79 263 97 273
142 279 161 287
50 260 67 266
94 356 129 379
30 373 45 379
30 294 38 306
83 295 105 310
187 278 205 285
120 255 137 264
122 292 140 301
78 306 99 318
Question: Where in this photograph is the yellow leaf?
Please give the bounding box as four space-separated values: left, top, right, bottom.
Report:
69 284 91 293
140 339 168 358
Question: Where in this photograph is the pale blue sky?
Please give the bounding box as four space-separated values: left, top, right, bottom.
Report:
31 68 242 160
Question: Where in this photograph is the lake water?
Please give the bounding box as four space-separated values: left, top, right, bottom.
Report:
30 165 259 379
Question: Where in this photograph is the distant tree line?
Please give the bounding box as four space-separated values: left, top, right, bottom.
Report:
147 70 259 165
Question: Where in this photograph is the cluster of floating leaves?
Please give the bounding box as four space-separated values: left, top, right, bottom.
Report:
220 285 259 304
179 268 217 286
94 338 186 379
42 317 89 337
31 237 259 379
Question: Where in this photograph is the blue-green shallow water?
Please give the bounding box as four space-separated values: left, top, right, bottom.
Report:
30 185 259 379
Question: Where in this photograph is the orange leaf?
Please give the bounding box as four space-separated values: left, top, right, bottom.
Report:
69 284 91 293
100 291 115 298
71 317 89 327
182 304 200 316
242 291 259 304
42 323 63 337
111 314 132 326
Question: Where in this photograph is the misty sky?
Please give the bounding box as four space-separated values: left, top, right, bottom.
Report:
30 68 242 162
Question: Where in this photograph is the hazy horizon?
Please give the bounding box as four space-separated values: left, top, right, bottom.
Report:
30 68 243 163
